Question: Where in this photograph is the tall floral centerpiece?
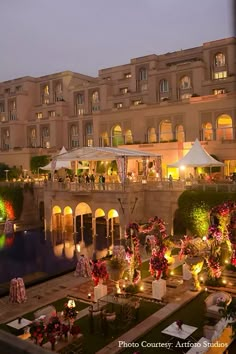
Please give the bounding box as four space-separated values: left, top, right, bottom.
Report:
29 319 46 346
141 216 172 279
91 259 109 286
107 246 127 282
205 202 234 283
125 223 142 284
180 236 206 291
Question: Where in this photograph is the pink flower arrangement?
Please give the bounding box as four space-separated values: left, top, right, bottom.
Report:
91 259 109 286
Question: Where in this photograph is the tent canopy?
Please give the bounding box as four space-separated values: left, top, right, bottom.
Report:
56 146 161 162
168 139 224 168
41 146 72 170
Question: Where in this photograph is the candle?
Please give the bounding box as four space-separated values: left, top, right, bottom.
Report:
88 293 91 299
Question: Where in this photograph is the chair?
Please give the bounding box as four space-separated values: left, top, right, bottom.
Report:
34 305 56 322
204 291 232 319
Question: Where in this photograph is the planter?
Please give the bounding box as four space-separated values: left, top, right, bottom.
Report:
108 268 124 282
185 256 204 291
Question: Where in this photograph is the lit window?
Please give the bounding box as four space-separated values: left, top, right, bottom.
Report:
36 112 43 119
115 103 123 109
125 73 132 78
214 71 227 80
133 100 142 106
180 76 191 89
48 111 56 117
43 98 49 104
214 53 226 67
139 68 147 81
160 79 169 93
77 108 84 115
43 85 49 95
120 87 128 94
213 89 226 95
87 139 93 147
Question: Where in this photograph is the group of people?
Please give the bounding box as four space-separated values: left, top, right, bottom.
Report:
52 171 106 188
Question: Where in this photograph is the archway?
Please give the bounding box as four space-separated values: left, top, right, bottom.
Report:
75 202 92 246
95 208 107 250
52 205 63 245
108 209 120 247
63 206 73 242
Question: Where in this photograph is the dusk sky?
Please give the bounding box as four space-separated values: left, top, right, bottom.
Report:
0 0 234 82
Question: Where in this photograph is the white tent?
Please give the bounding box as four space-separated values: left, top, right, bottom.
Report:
55 146 160 161
168 139 224 168
41 146 71 170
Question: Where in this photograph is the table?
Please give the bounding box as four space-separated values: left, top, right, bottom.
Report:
7 318 32 330
162 322 198 349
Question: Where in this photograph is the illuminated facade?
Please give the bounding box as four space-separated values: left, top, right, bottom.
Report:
0 37 235 175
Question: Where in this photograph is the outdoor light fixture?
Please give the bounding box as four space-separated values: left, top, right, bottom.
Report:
67 299 76 308
202 236 207 241
76 243 81 253
140 285 144 292
88 293 91 299
170 271 174 276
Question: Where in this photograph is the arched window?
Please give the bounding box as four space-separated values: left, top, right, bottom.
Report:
202 123 213 141
214 53 226 67
216 114 233 140
159 120 173 142
160 79 169 93
92 91 99 103
125 129 133 144
71 125 78 136
180 76 191 89
147 128 157 143
139 68 147 81
101 132 109 147
176 125 185 142
111 125 124 146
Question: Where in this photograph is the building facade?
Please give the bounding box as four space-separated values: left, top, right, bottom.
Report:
0 37 235 175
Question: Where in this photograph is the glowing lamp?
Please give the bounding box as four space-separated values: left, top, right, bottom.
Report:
140 285 144 292
180 165 185 171
88 293 91 299
67 299 76 308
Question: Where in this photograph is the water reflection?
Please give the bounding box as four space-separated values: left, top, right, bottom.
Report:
0 228 77 294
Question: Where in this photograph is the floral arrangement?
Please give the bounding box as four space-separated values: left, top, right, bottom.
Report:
179 236 207 259
91 259 109 286
125 222 142 283
109 246 127 270
29 319 46 345
216 296 226 307
140 216 171 279
63 301 77 321
149 248 168 280
46 315 61 337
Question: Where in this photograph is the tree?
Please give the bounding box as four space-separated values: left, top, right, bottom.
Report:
30 156 50 174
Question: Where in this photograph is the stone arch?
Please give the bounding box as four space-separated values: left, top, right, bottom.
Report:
63 206 73 241
75 202 92 246
108 209 120 246
159 120 173 142
95 208 107 250
101 131 109 147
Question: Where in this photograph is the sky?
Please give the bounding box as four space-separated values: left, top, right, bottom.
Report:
0 0 234 82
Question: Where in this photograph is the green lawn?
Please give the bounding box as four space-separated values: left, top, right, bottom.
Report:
0 296 163 353
121 291 209 354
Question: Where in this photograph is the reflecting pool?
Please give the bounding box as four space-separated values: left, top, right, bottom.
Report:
0 228 78 296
